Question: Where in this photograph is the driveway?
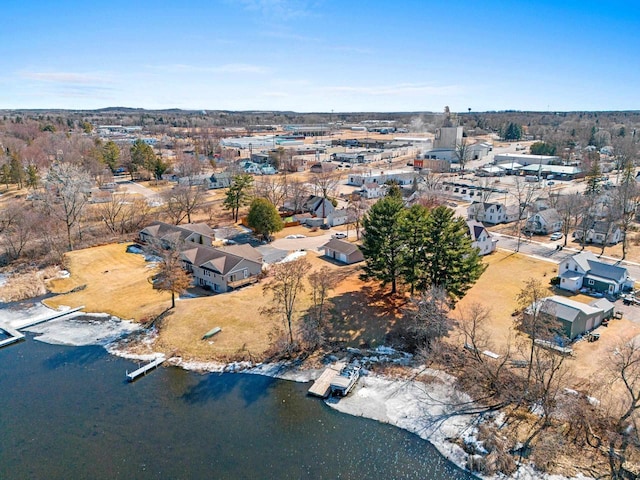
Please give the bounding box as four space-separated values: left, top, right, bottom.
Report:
115 178 163 206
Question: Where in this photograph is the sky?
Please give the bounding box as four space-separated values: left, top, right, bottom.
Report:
1 0 639 112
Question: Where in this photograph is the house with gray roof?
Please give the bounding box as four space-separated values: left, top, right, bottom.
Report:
139 221 215 248
526 295 614 339
525 208 563 234
557 251 633 295
573 220 623 246
180 244 263 292
139 222 263 293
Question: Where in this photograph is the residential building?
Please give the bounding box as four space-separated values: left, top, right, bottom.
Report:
139 222 263 293
180 244 263 292
139 221 215 248
573 220 623 246
525 208 563 234
301 195 335 218
361 182 386 199
466 220 497 255
467 202 508 224
557 251 633 295
327 208 350 227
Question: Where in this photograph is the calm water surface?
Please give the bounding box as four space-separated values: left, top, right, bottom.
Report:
0 337 476 479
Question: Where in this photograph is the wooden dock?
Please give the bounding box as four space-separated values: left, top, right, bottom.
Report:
0 325 25 349
308 362 346 398
11 306 85 330
126 356 166 382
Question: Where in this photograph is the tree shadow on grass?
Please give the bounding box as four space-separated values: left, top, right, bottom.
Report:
325 285 408 349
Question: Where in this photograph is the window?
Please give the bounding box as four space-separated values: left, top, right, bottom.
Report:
565 263 569 269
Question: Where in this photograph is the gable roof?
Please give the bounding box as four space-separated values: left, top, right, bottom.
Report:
534 208 561 224
541 295 602 323
219 244 263 264
466 220 487 241
566 250 627 282
322 238 363 257
141 221 214 244
181 244 261 275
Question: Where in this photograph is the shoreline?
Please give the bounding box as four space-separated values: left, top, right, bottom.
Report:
1 301 592 480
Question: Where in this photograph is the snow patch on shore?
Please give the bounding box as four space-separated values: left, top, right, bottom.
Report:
26 312 141 347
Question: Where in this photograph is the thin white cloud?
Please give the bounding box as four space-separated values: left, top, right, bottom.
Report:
321 83 463 97
231 0 317 20
146 63 270 74
262 91 288 97
20 71 113 84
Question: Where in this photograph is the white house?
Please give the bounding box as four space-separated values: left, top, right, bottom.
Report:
466 220 497 255
467 202 506 224
574 221 624 246
361 182 386 199
327 208 350 227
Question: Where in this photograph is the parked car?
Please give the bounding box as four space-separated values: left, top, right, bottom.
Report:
332 233 347 239
550 232 563 241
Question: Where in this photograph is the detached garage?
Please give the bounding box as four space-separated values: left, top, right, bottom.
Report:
321 239 364 265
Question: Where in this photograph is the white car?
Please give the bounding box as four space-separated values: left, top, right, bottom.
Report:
332 233 347 239
550 232 563 241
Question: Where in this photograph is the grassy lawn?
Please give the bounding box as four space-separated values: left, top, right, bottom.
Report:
44 243 365 361
46 243 171 321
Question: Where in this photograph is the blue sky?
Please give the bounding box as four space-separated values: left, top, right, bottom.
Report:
1 0 638 112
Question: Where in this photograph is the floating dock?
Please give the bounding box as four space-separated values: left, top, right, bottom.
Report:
126 356 166 382
0 325 25 349
308 362 346 398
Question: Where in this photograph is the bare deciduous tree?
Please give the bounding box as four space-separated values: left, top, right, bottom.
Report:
514 278 561 386
97 194 151 235
405 285 454 354
255 174 287 208
41 162 92 251
163 184 206 224
261 258 309 346
148 241 192 309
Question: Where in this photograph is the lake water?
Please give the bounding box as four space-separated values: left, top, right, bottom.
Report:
0 337 477 479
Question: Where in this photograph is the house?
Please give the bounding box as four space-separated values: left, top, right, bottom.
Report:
467 202 511 224
573 220 623 246
327 208 350 227
321 239 364 264
557 251 634 295
361 182 385 199
180 243 263 293
208 172 233 189
525 208 563 234
302 195 335 219
139 221 215 248
466 220 497 255
139 222 263 293
526 295 614 339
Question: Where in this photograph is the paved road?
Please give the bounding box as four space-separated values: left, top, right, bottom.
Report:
493 232 640 285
